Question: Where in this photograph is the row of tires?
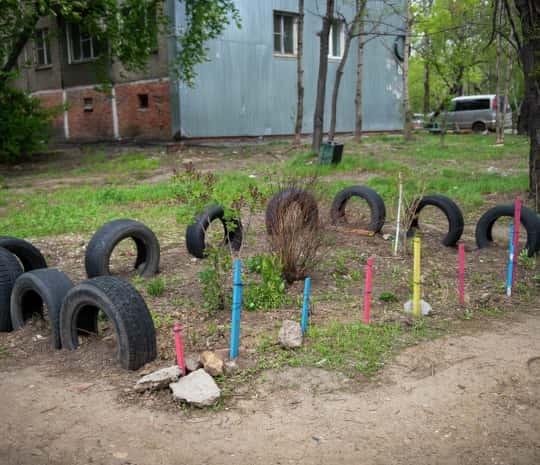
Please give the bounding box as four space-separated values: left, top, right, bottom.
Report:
187 187 540 257
0 245 156 371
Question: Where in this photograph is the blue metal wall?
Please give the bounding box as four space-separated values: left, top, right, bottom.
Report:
170 0 404 138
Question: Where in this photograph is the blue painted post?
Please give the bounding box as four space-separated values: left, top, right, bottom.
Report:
230 259 243 359
506 222 514 297
301 278 311 336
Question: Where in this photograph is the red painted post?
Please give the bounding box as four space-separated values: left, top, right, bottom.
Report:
458 243 465 306
173 323 186 376
512 197 522 291
363 257 374 324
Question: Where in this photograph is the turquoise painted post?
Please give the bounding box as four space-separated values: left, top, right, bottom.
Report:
506 222 514 297
301 278 311 336
230 259 243 359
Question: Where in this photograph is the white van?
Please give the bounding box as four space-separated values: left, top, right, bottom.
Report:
445 95 512 133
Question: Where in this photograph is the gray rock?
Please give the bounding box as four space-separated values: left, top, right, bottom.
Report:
184 353 202 373
403 299 432 316
134 366 181 392
278 320 303 349
169 369 221 407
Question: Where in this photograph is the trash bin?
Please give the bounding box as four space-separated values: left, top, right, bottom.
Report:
319 141 344 165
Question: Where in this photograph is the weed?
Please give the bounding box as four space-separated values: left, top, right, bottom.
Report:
480 306 503 317
150 310 174 329
518 250 536 270
379 292 399 303
245 254 288 311
462 308 474 320
198 246 232 313
0 345 9 358
147 276 166 297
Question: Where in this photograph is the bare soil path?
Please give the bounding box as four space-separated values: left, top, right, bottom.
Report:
2 311 539 465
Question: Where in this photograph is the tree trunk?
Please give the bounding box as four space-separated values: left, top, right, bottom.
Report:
423 56 430 116
495 0 503 144
402 1 412 141
514 0 540 210
328 33 352 141
294 0 305 146
311 0 334 154
354 30 364 142
501 49 512 145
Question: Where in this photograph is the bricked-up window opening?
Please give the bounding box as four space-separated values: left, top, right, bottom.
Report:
329 20 345 59
83 98 93 112
35 28 51 66
67 23 101 63
273 12 298 56
138 94 149 109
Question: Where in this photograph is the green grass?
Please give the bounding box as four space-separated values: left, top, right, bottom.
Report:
147 276 166 297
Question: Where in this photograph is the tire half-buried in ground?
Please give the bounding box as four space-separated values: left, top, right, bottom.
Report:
265 188 319 235
475 204 539 256
10 268 74 349
85 219 160 278
0 247 23 332
407 194 464 246
59 276 157 371
186 205 243 259
330 185 386 233
0 236 47 272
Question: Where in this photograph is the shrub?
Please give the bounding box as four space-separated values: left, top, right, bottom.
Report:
0 82 58 163
244 253 287 311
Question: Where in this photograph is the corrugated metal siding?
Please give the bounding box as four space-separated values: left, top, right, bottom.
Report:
170 0 403 138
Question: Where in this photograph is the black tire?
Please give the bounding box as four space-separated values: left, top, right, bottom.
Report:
85 219 160 278
265 188 319 235
0 236 47 272
472 122 486 133
330 185 386 233
10 269 74 349
186 205 243 259
59 276 157 371
407 194 464 246
0 247 23 332
475 204 539 257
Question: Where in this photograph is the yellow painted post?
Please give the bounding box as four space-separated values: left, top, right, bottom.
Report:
413 237 421 317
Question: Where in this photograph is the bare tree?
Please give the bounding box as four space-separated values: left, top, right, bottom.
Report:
354 18 365 141
311 0 335 153
294 0 305 146
402 0 413 141
495 0 503 144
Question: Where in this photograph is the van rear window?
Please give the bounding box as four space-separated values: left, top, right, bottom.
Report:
455 99 490 111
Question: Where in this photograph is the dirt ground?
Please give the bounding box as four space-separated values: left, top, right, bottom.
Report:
1 311 540 465
1 141 539 464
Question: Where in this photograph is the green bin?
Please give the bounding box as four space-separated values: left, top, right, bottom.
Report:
319 141 344 165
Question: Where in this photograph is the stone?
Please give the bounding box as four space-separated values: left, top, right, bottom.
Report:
278 320 303 349
184 353 202 373
403 299 432 316
200 351 224 376
134 366 181 392
67 383 94 393
169 369 221 407
223 360 239 375
382 233 393 241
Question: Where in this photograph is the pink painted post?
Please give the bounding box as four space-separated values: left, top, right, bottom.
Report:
458 243 465 306
363 257 374 324
512 197 522 291
173 323 186 376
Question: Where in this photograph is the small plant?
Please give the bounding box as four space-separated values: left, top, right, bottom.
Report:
379 292 399 303
517 249 536 270
198 246 232 313
244 254 287 311
0 345 9 358
462 308 474 320
150 310 174 329
147 276 166 297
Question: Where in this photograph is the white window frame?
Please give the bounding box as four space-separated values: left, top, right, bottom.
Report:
273 11 298 57
35 28 51 67
328 21 345 60
66 23 100 64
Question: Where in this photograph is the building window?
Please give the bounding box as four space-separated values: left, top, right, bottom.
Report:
83 98 93 112
273 12 298 56
35 28 51 67
138 94 149 109
329 21 345 59
67 23 101 63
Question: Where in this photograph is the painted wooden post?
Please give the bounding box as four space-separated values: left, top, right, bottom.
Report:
458 243 465 306
506 222 515 297
363 257 374 324
413 237 421 317
512 197 522 291
301 278 311 335
173 323 186 376
230 259 243 359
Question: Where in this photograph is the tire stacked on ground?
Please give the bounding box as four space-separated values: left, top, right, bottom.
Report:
186 205 243 259
330 185 386 233
10 269 74 349
0 247 24 332
475 204 540 256
407 194 465 247
59 276 157 371
0 236 47 271
85 219 160 278
265 188 319 235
